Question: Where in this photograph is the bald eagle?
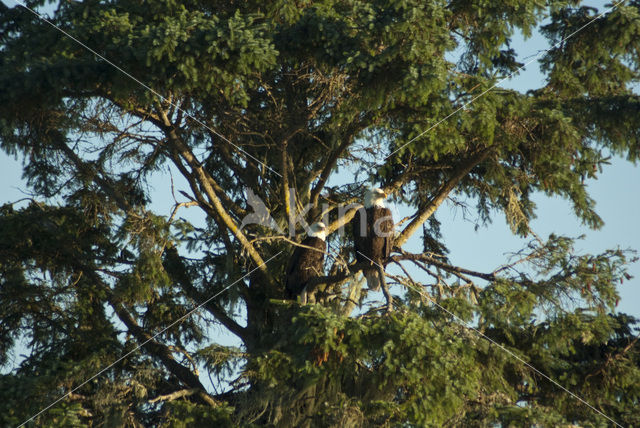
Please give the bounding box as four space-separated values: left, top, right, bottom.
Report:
285 222 327 304
352 188 394 291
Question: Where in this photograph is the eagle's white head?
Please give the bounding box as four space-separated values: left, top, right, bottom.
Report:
307 222 327 241
364 187 387 208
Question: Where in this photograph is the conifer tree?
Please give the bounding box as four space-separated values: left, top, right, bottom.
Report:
1 0 639 426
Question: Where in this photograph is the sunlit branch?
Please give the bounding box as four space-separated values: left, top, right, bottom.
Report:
395 148 492 247
158 108 273 282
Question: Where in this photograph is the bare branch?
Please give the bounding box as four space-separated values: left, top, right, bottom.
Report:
249 234 327 256
149 388 199 404
327 205 362 235
157 108 273 283
168 201 199 224
309 136 352 208
391 249 496 282
282 143 292 223
395 148 492 247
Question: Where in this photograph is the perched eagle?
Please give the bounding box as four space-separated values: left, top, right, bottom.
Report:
285 222 327 304
352 188 394 291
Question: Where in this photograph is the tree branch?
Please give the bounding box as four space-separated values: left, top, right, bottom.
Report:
77 252 217 407
391 250 497 282
202 174 247 220
308 113 374 208
149 388 199 404
327 205 362 235
282 142 292 223
163 247 249 342
157 109 273 283
304 261 378 288
109 300 212 396
309 136 352 208
395 148 492 247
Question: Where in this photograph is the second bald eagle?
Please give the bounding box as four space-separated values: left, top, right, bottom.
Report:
352 188 394 291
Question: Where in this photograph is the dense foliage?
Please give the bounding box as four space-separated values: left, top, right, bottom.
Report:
1 0 639 426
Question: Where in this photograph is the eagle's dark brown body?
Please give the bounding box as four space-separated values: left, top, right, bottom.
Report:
285 236 325 302
352 205 394 291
